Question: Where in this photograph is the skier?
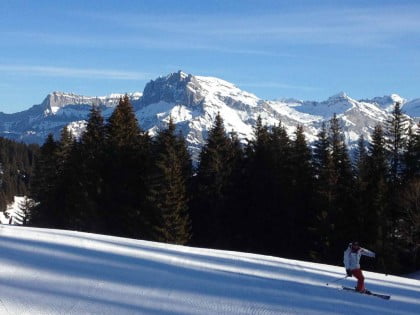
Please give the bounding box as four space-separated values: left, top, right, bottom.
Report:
343 242 375 293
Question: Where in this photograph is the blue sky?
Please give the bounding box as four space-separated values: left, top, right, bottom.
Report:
1 0 420 112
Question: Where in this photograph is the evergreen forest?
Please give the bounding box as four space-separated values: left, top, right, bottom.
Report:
0 137 38 211
22 96 420 274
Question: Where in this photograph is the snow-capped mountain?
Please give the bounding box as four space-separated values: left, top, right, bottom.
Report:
0 71 418 158
359 94 407 112
0 91 141 143
43 91 142 116
135 72 418 157
136 71 322 157
286 92 393 143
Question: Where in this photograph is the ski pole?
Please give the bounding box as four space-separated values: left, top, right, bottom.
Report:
326 275 348 286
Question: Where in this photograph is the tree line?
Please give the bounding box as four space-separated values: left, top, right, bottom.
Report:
28 96 420 274
0 137 38 211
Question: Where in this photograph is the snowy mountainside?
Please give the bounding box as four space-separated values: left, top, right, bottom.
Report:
360 93 420 121
0 91 141 143
0 225 419 314
136 72 416 156
360 94 407 112
0 71 418 156
136 72 316 156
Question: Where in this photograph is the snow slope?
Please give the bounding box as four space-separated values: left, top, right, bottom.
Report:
0 225 419 314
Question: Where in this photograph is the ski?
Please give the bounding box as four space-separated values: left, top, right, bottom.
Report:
342 286 391 300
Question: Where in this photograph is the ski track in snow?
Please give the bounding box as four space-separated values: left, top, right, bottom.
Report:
0 225 419 314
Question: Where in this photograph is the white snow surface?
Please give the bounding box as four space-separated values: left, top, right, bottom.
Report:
0 196 26 225
0 225 419 315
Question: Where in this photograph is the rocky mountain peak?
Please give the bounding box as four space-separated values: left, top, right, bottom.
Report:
41 91 88 115
40 91 142 116
326 92 351 102
140 71 204 108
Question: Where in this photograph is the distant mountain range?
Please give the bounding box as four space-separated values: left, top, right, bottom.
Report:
1 71 419 158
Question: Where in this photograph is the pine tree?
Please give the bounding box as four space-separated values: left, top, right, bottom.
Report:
354 135 368 178
311 123 332 260
29 134 59 226
150 118 192 245
103 95 152 238
397 123 420 272
271 122 293 188
290 125 315 258
312 115 354 263
192 113 242 248
386 102 409 185
329 114 353 188
78 106 107 231
0 137 37 212
82 106 106 154
242 118 294 256
404 125 420 180
223 129 246 249
242 117 272 253
19 196 35 225
35 116 103 231
415 123 420 176
329 114 355 244
364 125 393 272
54 127 79 228
398 178 420 272
56 127 74 173
313 122 331 187
107 95 144 148
385 103 410 263
353 135 369 241
271 122 293 255
291 125 313 189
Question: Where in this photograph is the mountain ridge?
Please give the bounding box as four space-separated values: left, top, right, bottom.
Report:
0 71 418 157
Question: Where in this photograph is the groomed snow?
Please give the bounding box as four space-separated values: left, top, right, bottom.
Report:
0 225 419 314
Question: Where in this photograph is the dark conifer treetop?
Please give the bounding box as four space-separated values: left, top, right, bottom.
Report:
107 94 144 148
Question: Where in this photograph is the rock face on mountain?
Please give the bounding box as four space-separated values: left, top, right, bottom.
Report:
139 71 204 108
0 71 418 158
136 71 326 157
